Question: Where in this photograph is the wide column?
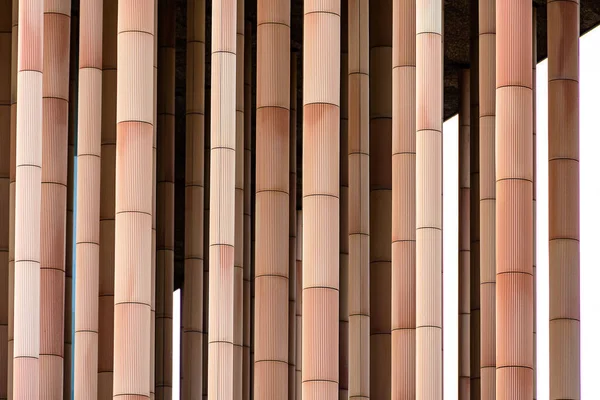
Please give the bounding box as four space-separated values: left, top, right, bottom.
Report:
547 0 580 398
73 0 103 396
13 0 44 396
255 0 290 396
295 210 302 400
415 0 443 397
478 0 495 397
302 0 340 397
391 0 415 397
495 0 533 398
347 0 370 396
112 0 154 398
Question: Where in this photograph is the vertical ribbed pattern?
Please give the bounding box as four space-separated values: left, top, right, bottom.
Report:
295 211 302 400
255 0 290 398
348 0 370 397
391 0 415 398
531 10 537 399
547 0 580 398
288 52 297 400
203 86 210 400
183 0 205 398
495 0 533 398
113 0 155 398
478 0 495 398
155 1 175 399
302 1 340 398
415 0 443 397
73 0 103 397
151 1 158 398
208 0 236 397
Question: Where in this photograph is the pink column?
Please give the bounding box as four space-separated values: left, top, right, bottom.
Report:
547 0 580 397
302 1 340 397
348 0 370 396
295 210 302 400
495 0 533 397
531 9 537 399
391 0 415 397
415 0 443 397
255 0 290 396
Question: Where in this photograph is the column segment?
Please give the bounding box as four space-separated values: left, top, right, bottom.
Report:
547 0 580 397
531 9 537 399
203 86 210 400
295 210 302 400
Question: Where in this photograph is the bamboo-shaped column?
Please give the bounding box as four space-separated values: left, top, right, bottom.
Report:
370 1 392 396
415 0 443 396
73 0 103 397
547 0 580 397
458 69 471 400
295 210 302 400
495 0 533 397
182 0 205 398
302 1 340 397
478 0 495 397
348 0 370 396
13 0 44 396
391 0 415 397
255 0 290 396
531 10 537 399
112 0 155 398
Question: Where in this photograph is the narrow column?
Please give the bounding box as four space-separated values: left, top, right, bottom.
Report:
348 0 370 396
295 209 302 400
151 1 158 398
478 0 495 397
415 0 443 396
112 0 155 398
495 0 533 397
391 0 416 397
73 0 103 397
203 86 210 400
302 1 340 397
547 0 580 398
531 9 537 399
458 69 471 400
255 0 290 396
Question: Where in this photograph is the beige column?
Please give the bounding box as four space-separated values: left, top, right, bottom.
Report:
458 69 471 400
302 1 340 397
495 0 533 397
531 9 537 399
415 0 443 397
348 0 370 396
391 0 415 397
289 51 298 400
547 0 580 398
73 0 104 396
255 0 290 396
478 0 495 397
295 210 302 400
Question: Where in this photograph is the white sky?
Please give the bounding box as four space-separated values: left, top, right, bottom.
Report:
172 26 600 400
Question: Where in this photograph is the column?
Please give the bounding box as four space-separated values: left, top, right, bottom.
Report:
295 210 302 400
302 0 340 397
348 0 370 396
151 1 158 398
495 0 533 397
547 0 580 397
458 70 471 400
391 0 415 397
112 0 155 398
255 0 290 396
531 9 537 399
73 0 103 397
203 85 210 400
415 0 443 396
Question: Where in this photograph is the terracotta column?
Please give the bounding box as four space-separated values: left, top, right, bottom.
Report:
347 0 370 396
531 9 537 399
478 0 495 397
73 0 103 396
295 210 302 400
415 0 443 396
255 0 290 396
495 0 533 397
547 0 580 397
391 0 415 397
302 0 340 397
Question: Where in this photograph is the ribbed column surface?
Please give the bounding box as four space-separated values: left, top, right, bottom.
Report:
208 0 236 397
495 0 533 398
415 0 443 397
295 211 302 400
203 87 210 400
302 1 340 398
478 0 495 397
391 0 415 397
151 1 158 398
255 0 290 397
73 0 103 397
547 0 580 398
13 0 44 396
348 0 370 397
531 10 537 399
113 0 155 397
458 69 471 400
